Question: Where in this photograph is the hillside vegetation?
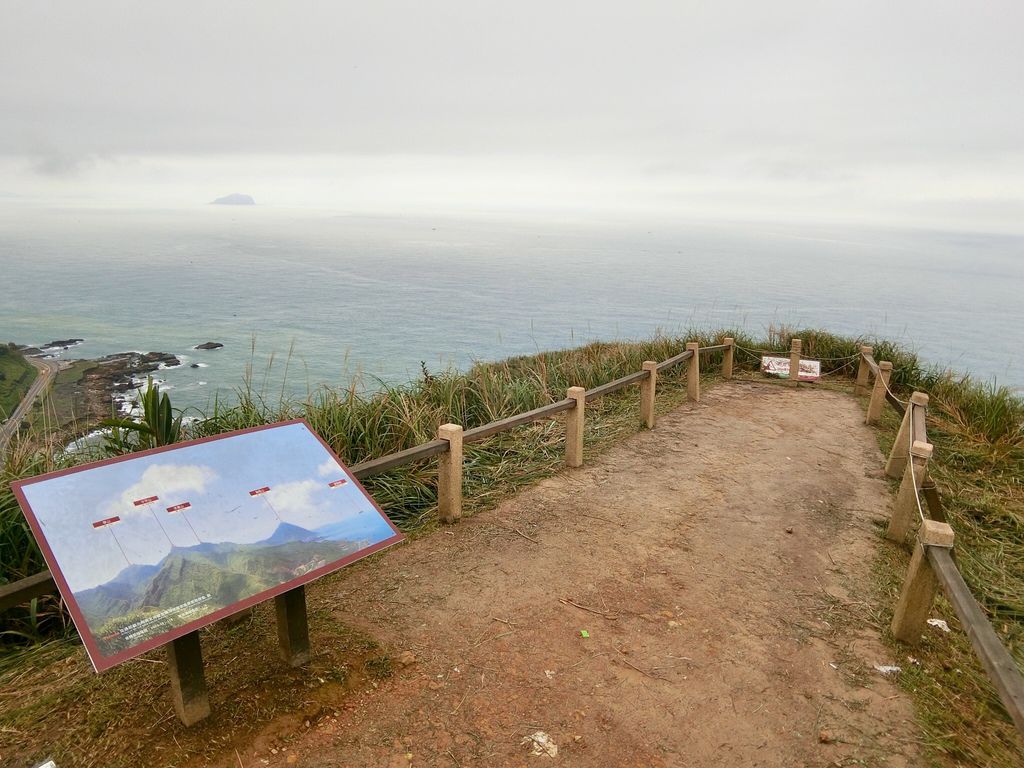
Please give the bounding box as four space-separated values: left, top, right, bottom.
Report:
1 328 1022 765
0 344 37 418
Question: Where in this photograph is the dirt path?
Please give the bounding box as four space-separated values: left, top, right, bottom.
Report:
248 380 922 767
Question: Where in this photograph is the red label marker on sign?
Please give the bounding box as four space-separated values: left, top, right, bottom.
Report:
132 496 159 506
92 516 122 528
166 502 192 513
249 487 271 496
328 479 348 488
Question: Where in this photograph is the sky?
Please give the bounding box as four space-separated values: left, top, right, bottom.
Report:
1 1 1022 231
19 423 392 591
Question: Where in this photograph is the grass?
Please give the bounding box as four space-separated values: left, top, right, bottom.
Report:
0 344 37 419
0 595 391 768
0 327 1022 766
868 398 1024 765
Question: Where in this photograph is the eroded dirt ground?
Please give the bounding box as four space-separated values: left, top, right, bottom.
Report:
239 380 922 767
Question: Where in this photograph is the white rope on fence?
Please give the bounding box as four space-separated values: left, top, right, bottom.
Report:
862 350 910 407
817 358 859 378
882 370 910 407
733 343 861 363
908 405 927 523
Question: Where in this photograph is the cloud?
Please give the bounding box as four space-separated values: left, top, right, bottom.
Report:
317 458 339 478
103 463 218 520
265 477 361 529
30 152 97 178
1 3 1021 230
266 479 324 520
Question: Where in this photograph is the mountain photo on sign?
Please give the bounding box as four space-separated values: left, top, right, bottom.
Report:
12 421 402 671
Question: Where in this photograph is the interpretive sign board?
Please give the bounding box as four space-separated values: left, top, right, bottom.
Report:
760 356 821 381
12 419 403 672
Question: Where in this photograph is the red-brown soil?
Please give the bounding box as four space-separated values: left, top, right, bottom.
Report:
239 380 922 767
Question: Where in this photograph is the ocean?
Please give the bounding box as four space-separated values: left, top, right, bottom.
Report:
1 206 1022 412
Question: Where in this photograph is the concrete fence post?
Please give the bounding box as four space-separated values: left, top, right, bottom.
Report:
686 342 700 402
891 520 955 643
855 345 874 395
885 392 929 478
565 386 586 467
886 440 933 544
722 338 734 379
865 360 893 425
437 423 463 523
789 338 802 387
640 361 657 429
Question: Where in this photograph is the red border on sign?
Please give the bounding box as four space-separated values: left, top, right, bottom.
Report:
10 419 404 673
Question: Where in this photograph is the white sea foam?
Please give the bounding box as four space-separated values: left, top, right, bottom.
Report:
158 353 189 370
113 376 173 416
64 427 109 454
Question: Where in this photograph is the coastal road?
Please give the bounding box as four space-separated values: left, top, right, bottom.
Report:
0 356 60 454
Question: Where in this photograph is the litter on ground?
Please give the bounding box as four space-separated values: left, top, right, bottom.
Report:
521 731 558 757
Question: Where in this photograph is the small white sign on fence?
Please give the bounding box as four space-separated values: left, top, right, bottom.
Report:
761 356 821 381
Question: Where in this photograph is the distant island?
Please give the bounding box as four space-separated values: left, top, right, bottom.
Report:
210 193 255 206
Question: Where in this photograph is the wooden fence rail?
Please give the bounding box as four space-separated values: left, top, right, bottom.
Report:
928 546 1024 734
0 339 726 614
0 569 56 611
859 347 1024 737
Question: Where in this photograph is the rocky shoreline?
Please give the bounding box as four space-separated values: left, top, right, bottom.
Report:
16 347 182 436
11 337 228 438
6 336 231 440
78 351 181 421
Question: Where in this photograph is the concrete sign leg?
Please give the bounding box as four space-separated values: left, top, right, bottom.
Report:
275 585 311 667
167 631 211 725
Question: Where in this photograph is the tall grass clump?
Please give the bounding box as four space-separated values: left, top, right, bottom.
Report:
189 334 707 530
0 432 80 642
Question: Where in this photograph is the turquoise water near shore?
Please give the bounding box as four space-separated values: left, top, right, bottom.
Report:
1 207 1021 412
